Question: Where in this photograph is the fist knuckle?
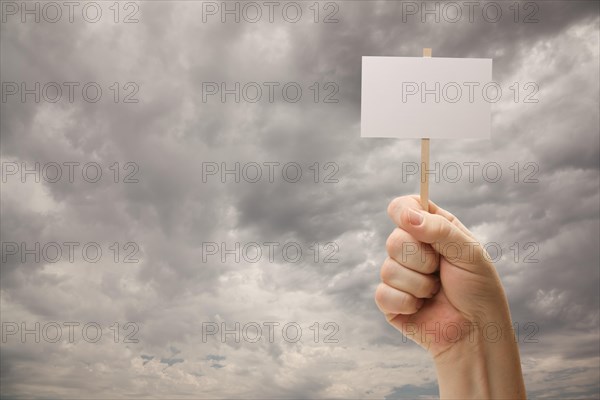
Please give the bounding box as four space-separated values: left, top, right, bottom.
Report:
374 283 388 306
385 229 404 256
380 258 395 283
387 197 401 219
395 291 408 309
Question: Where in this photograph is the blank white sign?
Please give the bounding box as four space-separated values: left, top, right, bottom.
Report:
361 56 492 139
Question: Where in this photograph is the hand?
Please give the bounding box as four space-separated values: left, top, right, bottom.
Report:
374 195 526 399
375 195 508 357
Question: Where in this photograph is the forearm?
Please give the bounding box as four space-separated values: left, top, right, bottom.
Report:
434 313 526 399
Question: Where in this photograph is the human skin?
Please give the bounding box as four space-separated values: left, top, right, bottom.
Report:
374 195 526 399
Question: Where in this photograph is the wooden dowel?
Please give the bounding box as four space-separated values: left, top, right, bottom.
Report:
420 48 432 212
420 138 430 212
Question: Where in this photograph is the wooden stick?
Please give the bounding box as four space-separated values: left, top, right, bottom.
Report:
420 48 432 212
420 138 430 211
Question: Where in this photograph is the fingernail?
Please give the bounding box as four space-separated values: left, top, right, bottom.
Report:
408 209 424 226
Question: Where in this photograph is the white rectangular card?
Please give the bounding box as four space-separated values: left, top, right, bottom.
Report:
361 56 492 139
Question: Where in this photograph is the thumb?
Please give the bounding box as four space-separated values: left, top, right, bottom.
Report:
399 208 487 271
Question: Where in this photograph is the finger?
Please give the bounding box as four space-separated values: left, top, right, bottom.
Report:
384 313 410 326
385 228 439 274
427 199 475 239
388 195 474 239
399 207 485 270
374 283 424 315
380 257 441 298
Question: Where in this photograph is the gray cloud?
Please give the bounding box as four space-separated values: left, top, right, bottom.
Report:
1 1 599 399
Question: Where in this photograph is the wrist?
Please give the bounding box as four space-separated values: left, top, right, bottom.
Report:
434 337 491 399
433 317 526 399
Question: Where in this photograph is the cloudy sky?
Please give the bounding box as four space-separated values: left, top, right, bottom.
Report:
1 0 599 398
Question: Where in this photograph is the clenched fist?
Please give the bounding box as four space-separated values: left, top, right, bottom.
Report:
375 195 526 399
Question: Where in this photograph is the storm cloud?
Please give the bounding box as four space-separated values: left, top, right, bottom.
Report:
1 1 599 398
